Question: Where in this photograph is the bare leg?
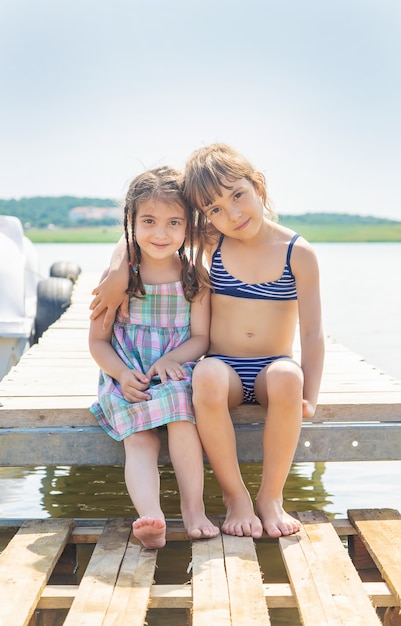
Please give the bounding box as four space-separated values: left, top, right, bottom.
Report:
167 421 219 539
124 430 166 549
255 360 303 538
192 359 263 538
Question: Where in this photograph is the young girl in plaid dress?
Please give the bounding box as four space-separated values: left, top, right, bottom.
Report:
89 167 218 548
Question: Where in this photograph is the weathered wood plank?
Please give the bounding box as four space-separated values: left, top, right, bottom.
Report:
192 534 231 625
103 540 158 626
36 580 398 611
0 397 97 417
0 519 73 626
1 394 401 425
221 533 271 625
0 515 359 540
348 508 401 607
4 389 398 414
5 352 401 398
0 382 96 396
280 511 382 626
63 518 132 626
280 526 344 625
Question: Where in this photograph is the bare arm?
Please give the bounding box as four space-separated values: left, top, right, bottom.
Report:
293 240 325 418
89 235 130 329
146 288 211 383
88 309 151 403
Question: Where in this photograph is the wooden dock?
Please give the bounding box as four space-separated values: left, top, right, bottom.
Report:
1 272 401 624
1 272 401 465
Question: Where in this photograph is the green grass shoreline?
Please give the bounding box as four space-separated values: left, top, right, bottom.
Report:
24 222 401 243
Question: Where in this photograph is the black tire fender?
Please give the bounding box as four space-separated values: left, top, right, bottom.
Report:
35 277 73 339
50 261 81 283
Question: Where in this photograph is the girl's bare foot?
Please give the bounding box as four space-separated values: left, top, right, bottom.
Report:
182 510 220 539
222 492 263 538
132 516 166 549
256 497 301 538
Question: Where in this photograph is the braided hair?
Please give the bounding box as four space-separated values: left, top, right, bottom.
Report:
123 167 204 302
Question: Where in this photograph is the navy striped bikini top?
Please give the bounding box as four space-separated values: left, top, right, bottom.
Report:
209 233 299 300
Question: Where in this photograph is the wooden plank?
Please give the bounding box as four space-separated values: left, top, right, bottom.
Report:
13 350 395 377
0 518 73 626
319 380 401 392
63 518 132 626
4 364 96 376
280 525 348 625
38 582 192 611
6 359 94 370
262 581 396 610
192 534 231 626
280 511 382 626
103 540 158 625
36 580 398 611
0 376 95 396
221 533 270 625
316 391 401 405
0 516 356 540
2 397 401 426
148 583 192 609
348 508 401 606
2 359 400 397
230 402 401 424
0 397 97 418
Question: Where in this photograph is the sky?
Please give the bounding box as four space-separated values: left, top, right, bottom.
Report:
1 0 401 219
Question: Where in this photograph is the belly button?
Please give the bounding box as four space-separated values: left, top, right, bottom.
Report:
246 332 255 338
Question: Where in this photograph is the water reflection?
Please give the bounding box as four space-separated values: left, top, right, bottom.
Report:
0 462 334 520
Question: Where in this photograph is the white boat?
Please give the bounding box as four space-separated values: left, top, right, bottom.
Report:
0 216 80 381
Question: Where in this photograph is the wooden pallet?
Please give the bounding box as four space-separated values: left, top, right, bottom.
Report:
1 509 400 625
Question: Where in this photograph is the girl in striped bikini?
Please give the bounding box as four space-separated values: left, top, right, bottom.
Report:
89 167 218 548
182 144 325 539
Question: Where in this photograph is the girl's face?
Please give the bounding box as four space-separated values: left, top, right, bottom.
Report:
134 199 187 260
200 177 263 239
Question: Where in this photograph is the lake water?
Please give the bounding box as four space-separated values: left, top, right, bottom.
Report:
1 242 400 624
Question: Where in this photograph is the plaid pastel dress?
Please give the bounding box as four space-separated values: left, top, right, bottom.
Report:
90 281 196 441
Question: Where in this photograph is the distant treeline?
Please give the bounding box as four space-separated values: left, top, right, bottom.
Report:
279 212 399 225
279 213 401 242
0 196 118 228
1 196 400 241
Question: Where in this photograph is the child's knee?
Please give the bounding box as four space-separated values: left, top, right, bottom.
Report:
193 359 229 402
194 359 223 386
124 430 159 452
267 363 303 400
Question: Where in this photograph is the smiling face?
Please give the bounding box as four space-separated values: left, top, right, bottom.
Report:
134 198 187 261
201 177 264 239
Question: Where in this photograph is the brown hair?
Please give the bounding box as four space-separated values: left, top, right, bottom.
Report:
182 143 277 272
123 166 208 301
182 143 276 216
181 144 277 271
